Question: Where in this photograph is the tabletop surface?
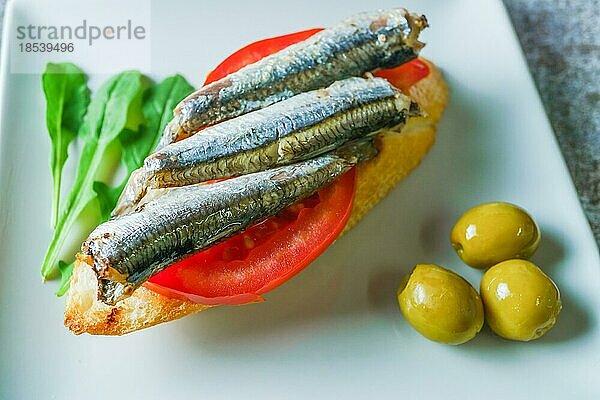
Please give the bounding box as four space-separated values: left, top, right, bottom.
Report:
0 0 598 245
1 2 599 399
504 0 600 245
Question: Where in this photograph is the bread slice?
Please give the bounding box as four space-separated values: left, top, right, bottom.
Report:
65 60 448 335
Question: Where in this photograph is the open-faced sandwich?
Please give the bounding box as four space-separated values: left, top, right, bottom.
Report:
64 7 448 335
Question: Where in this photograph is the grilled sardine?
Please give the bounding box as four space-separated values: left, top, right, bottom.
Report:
84 141 377 305
114 77 418 215
158 8 427 148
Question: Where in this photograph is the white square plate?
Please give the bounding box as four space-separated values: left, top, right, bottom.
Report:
1 0 599 399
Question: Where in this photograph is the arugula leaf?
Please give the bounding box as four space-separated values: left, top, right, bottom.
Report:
55 261 74 296
93 75 194 221
93 181 125 222
42 63 90 228
129 74 194 166
41 71 144 279
52 74 194 294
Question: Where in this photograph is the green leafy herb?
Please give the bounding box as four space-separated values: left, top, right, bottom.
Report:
93 180 125 222
41 71 145 279
128 74 194 168
55 261 74 296
93 74 194 221
42 63 90 228
42 67 195 295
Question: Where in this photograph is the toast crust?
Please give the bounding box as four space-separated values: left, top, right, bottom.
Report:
64 59 448 335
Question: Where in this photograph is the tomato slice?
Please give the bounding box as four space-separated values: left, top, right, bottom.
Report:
204 28 324 84
147 28 429 305
146 169 355 305
373 59 430 93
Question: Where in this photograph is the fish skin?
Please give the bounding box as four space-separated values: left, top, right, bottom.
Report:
113 77 418 216
157 8 427 148
84 141 377 305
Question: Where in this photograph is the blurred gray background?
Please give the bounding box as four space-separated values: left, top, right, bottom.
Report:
0 0 598 243
504 0 599 245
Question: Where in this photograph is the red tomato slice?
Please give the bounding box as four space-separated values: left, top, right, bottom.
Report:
373 59 430 92
204 28 324 84
146 28 429 305
146 169 355 305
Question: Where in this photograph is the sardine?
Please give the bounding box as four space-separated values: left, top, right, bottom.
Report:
114 77 418 215
157 8 427 148
83 140 377 305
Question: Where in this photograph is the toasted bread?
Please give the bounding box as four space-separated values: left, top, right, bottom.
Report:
65 60 448 335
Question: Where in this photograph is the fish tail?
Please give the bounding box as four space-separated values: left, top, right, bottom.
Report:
335 138 379 164
408 98 424 118
405 12 429 51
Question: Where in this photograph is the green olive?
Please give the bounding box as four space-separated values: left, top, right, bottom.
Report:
397 264 484 345
480 259 561 341
450 202 540 269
